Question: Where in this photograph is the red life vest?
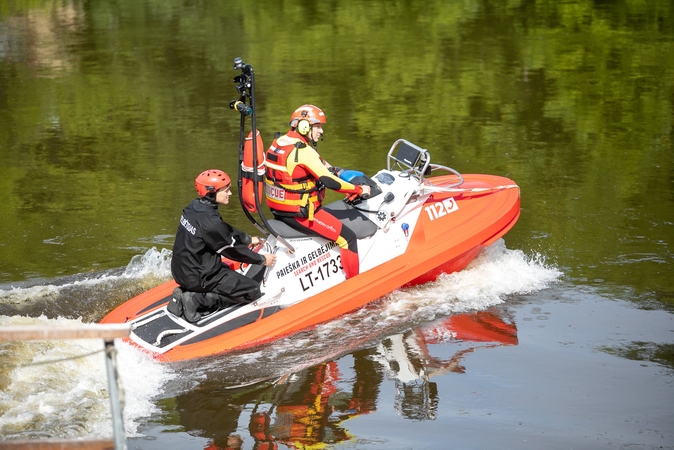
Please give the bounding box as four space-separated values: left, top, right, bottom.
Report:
264 131 324 218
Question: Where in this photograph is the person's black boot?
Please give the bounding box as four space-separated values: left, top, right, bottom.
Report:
167 287 185 317
182 291 202 323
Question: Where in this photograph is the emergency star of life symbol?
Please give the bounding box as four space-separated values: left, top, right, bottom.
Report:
377 210 388 222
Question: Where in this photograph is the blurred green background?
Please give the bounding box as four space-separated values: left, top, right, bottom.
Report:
0 0 672 306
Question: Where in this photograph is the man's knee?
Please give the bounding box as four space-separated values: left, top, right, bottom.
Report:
335 235 349 250
214 274 262 305
339 225 358 252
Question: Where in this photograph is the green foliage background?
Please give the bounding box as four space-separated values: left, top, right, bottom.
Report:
0 0 672 305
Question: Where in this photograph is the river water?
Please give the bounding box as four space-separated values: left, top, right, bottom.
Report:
1 1 672 449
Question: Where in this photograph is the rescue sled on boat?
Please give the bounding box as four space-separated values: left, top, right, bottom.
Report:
100 58 520 362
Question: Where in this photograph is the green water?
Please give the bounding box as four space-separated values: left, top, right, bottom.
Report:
2 1 672 305
1 1 673 448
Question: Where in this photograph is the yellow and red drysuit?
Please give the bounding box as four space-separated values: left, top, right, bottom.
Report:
265 130 364 278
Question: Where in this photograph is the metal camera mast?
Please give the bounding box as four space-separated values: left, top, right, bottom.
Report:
230 57 294 252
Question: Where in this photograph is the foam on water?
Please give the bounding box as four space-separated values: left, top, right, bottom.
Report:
312 240 561 338
382 240 561 319
0 248 176 441
0 248 173 323
0 247 173 305
0 315 176 440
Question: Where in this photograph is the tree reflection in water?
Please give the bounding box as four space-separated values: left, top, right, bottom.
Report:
169 309 517 449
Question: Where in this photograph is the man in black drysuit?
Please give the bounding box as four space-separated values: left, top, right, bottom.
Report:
168 169 276 323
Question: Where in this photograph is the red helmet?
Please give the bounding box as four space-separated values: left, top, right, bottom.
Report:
290 104 326 135
194 169 231 197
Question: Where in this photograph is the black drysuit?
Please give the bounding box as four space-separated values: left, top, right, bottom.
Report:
171 198 265 309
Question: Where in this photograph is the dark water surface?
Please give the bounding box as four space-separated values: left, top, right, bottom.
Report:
1 1 672 449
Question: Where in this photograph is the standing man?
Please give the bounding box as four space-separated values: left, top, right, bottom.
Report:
169 169 276 323
264 104 370 279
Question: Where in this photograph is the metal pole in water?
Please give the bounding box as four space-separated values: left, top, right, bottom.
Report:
104 340 127 450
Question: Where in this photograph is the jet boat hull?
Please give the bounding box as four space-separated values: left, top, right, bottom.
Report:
101 171 519 362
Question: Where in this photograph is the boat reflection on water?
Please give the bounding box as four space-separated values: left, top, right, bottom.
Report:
172 357 379 450
166 309 517 449
374 310 519 422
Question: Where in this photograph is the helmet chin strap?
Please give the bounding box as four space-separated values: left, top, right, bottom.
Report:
308 130 324 148
200 193 218 207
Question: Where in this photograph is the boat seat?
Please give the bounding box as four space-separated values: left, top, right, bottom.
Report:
268 200 378 240
324 200 378 238
267 220 307 239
